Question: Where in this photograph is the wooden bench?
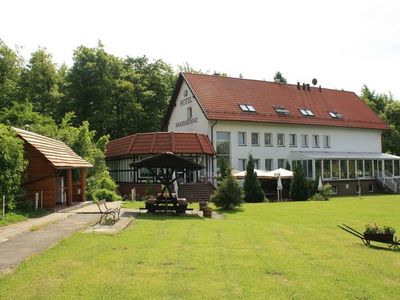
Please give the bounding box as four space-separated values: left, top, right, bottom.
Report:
96 199 121 224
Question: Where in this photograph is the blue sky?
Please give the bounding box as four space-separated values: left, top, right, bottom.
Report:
1 0 399 98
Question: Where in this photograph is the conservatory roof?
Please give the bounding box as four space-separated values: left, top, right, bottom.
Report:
291 151 400 160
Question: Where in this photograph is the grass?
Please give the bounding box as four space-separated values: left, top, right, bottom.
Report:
1 195 400 299
0 208 47 227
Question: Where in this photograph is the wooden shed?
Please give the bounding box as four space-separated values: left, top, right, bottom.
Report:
13 127 93 209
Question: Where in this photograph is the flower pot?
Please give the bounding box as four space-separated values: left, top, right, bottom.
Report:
202 207 212 218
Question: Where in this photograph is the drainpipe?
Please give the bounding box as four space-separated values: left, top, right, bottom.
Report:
210 120 218 183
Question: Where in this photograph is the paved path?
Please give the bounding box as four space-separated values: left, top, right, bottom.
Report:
0 202 121 274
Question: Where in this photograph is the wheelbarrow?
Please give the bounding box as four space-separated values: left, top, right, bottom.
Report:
337 224 400 250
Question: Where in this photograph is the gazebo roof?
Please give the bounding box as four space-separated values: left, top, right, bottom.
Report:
13 127 92 169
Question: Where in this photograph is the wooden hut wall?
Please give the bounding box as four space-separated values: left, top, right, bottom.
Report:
23 143 57 208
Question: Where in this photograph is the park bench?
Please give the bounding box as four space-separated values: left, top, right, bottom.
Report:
96 199 120 224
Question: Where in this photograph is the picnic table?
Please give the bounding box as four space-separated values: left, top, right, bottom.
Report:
145 195 188 214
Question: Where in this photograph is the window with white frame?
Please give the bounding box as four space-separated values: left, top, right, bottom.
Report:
264 133 273 146
187 107 192 119
254 159 260 169
278 159 285 169
323 135 331 148
277 133 285 147
301 134 309 148
289 134 297 147
265 159 273 171
312 135 320 148
238 132 246 146
251 133 260 146
238 159 247 171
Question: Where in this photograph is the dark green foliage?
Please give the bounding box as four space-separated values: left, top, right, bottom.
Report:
212 169 243 210
290 163 310 201
273 71 287 83
92 188 122 202
243 155 265 202
0 125 27 210
217 157 229 182
309 184 333 201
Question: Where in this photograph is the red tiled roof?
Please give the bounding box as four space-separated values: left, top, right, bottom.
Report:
106 132 215 158
178 73 388 130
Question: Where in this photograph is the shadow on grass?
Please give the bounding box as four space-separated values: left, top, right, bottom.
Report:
366 244 400 252
216 207 245 215
137 212 205 221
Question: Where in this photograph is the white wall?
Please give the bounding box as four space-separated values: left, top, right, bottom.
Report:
211 121 383 171
167 81 209 134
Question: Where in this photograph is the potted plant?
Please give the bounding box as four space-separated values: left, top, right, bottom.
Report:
364 223 395 243
202 206 213 218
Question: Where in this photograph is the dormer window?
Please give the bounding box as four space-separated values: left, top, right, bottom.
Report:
274 106 290 115
328 111 343 119
299 108 314 116
239 104 256 112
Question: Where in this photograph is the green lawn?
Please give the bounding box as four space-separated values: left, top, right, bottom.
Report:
1 195 400 299
0 209 47 227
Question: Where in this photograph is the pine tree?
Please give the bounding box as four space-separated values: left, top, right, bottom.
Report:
212 168 243 210
289 163 310 201
243 155 265 202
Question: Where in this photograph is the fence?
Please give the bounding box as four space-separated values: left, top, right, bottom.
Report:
1 191 44 219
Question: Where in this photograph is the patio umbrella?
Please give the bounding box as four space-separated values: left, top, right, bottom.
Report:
318 176 323 191
265 168 294 179
232 169 271 179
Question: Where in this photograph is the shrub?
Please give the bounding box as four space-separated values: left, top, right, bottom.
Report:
243 155 265 202
309 184 333 201
364 223 396 235
0 125 27 211
92 188 122 202
212 169 243 210
217 157 229 182
289 163 310 201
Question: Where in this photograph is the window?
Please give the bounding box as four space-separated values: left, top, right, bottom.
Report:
265 159 273 171
356 160 364 177
323 135 330 148
395 160 400 176
385 160 393 174
349 160 356 178
278 159 285 169
274 106 290 115
289 134 297 147
239 104 256 112
216 131 231 170
315 160 322 179
340 160 348 179
238 132 246 146
365 160 372 177
332 186 339 195
183 89 188 97
187 107 192 119
299 108 314 116
238 159 247 171
323 160 331 178
301 134 309 148
264 133 273 146
312 135 320 148
332 160 339 178
254 159 260 169
277 133 285 147
368 184 374 193
251 133 260 146
328 111 343 119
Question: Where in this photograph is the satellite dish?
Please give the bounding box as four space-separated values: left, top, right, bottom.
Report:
312 78 318 85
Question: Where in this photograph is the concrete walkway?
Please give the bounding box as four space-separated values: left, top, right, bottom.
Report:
0 201 122 274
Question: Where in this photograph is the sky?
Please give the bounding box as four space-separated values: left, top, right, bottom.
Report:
1 0 400 98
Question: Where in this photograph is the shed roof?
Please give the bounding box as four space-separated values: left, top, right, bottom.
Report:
162 73 388 130
13 127 93 168
106 132 215 158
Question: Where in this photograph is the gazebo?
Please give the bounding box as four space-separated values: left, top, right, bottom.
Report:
130 152 203 213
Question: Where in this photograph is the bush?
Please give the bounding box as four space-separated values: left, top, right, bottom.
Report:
289 163 310 201
0 125 27 211
308 183 333 201
92 188 122 202
243 155 265 202
212 170 243 210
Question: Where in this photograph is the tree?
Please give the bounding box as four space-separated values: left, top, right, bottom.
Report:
360 85 391 114
211 168 243 210
243 155 265 202
20 48 63 118
0 40 23 110
217 157 229 182
289 163 310 201
0 125 27 210
273 71 287 83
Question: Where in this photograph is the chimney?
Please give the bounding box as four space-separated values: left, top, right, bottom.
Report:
302 83 306 90
297 82 300 90
319 85 322 92
306 84 310 91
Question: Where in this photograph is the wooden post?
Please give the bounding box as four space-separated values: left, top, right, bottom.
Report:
80 168 86 202
67 169 73 206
